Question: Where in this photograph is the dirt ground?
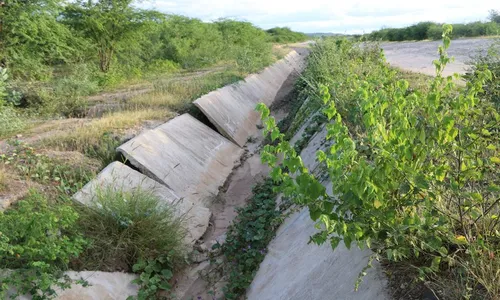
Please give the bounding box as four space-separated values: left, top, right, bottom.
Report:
382 38 495 76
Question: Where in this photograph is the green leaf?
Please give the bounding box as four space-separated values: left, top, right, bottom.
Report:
490 157 500 164
330 237 341 249
431 256 441 271
161 269 173 280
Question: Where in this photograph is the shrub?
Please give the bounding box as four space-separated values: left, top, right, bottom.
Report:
468 39 500 109
0 107 26 139
0 191 87 299
258 26 500 298
75 187 187 299
266 27 308 43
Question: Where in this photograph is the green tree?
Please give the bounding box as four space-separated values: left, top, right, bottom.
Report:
0 0 81 79
489 9 500 23
62 0 156 72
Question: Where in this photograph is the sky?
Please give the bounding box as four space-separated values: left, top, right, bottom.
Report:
142 0 499 34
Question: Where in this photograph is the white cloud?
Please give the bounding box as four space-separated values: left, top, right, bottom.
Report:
141 0 499 33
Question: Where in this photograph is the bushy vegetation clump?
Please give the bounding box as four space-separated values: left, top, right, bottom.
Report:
365 10 500 41
0 192 87 299
266 27 308 43
258 25 500 299
0 0 304 120
468 39 500 109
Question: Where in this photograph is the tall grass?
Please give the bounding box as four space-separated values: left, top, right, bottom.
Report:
74 187 187 272
0 166 7 192
130 70 244 111
41 109 171 165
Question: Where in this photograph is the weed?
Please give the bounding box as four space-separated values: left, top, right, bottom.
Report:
1 143 94 196
293 113 328 154
0 107 27 139
218 179 281 299
258 27 500 299
0 166 7 192
0 191 87 299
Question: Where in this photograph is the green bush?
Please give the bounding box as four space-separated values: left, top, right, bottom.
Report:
469 40 500 109
258 26 500 298
266 27 308 43
0 107 26 139
366 20 500 41
0 192 87 299
75 187 187 298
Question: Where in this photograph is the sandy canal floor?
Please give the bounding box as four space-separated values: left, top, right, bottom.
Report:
382 38 495 76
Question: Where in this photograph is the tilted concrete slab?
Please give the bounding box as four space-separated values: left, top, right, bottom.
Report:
246 206 389 300
73 161 212 245
193 86 262 147
55 271 138 300
7 271 138 300
194 50 308 147
117 114 243 206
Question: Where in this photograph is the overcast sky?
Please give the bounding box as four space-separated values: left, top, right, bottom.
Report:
142 0 498 34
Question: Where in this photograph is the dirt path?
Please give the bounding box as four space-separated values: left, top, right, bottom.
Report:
381 38 494 76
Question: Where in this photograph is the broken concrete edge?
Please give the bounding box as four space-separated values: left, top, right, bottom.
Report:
194 50 308 147
73 161 212 246
1 270 138 300
117 113 243 206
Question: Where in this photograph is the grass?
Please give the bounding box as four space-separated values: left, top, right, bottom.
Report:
40 109 172 165
73 187 187 272
0 107 27 139
129 70 244 112
0 166 8 192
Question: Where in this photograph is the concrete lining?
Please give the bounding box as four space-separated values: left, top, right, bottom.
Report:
194 50 308 147
117 114 243 205
73 161 211 244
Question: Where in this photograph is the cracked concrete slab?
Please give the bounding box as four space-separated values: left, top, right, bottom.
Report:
194 50 308 147
117 114 243 206
73 161 211 245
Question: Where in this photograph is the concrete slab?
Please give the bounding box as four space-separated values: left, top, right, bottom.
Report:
73 161 211 245
117 114 243 206
194 86 262 147
194 50 307 147
55 271 138 300
246 207 388 300
7 271 138 300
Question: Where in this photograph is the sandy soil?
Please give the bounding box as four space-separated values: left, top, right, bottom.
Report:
382 38 495 76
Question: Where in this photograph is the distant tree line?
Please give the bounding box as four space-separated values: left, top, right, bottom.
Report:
266 27 309 43
0 0 306 81
364 10 500 41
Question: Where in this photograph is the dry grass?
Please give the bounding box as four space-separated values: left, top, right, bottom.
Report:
0 165 8 192
129 70 243 111
41 109 172 153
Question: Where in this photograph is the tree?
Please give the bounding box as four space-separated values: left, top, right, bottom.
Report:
489 9 500 24
0 0 80 79
62 0 153 72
